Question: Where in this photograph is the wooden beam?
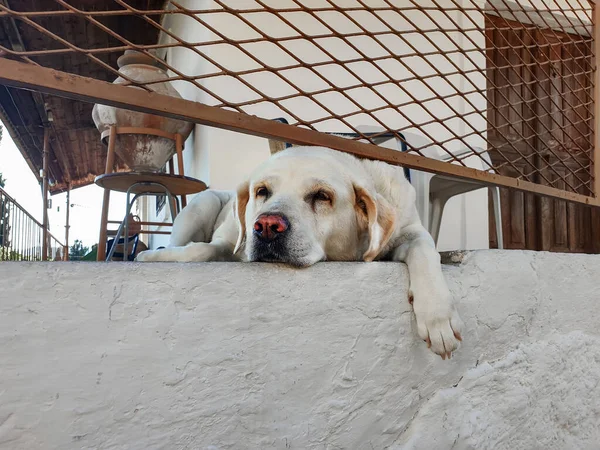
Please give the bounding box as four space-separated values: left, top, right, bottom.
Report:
0 58 598 207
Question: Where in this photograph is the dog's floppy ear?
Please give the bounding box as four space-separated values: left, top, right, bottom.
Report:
233 180 250 255
354 185 396 262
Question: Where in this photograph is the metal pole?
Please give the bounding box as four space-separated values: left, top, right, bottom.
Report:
64 182 70 260
175 133 186 209
41 127 49 261
97 126 117 261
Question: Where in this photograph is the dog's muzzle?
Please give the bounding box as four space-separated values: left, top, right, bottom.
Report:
253 213 289 242
249 213 294 263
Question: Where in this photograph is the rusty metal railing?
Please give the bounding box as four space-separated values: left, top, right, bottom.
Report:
0 1 598 206
0 186 66 261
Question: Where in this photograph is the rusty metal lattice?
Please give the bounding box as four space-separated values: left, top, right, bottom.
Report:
0 0 597 205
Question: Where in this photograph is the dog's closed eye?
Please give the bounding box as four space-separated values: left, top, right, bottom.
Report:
256 186 270 199
307 189 333 209
312 190 331 202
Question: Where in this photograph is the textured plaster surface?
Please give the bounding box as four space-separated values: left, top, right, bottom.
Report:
0 250 599 449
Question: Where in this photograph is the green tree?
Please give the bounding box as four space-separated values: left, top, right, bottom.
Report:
69 239 90 261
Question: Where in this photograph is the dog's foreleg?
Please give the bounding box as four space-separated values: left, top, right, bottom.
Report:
136 238 237 262
169 191 232 247
391 224 463 359
137 190 237 262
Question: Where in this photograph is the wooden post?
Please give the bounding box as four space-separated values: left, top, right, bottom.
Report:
41 127 49 261
594 2 600 198
175 133 186 209
97 126 117 261
64 182 71 261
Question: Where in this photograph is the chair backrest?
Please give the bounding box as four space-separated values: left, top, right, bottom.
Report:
443 145 494 172
394 132 495 173
270 118 293 154
270 118 411 180
466 146 494 172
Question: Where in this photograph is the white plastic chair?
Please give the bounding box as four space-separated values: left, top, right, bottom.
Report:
388 132 504 249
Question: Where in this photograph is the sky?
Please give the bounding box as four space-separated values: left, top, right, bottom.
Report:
0 121 126 250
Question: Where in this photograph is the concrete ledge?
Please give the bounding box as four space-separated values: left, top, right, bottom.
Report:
1 251 599 449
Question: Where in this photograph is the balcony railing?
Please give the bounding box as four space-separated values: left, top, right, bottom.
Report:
0 186 66 261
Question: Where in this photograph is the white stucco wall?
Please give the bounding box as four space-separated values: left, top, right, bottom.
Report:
1 250 599 449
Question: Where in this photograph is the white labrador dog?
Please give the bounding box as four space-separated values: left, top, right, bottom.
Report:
137 146 463 358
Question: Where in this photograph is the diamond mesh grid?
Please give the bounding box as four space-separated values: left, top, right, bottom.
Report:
0 0 596 199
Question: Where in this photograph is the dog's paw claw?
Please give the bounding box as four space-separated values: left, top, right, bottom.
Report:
415 304 463 360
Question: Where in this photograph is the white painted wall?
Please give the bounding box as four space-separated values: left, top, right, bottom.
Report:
1 250 599 448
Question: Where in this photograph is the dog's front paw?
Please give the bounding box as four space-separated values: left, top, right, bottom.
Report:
135 250 155 262
412 290 463 360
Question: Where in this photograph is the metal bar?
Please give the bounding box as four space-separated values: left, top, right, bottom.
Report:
108 220 174 227
64 182 70 261
1 27 591 60
24 209 28 260
16 207 21 259
0 58 597 206
9 206 14 260
27 214 31 260
1 4 562 18
122 189 133 259
136 230 171 235
41 127 49 261
8 201 13 260
175 133 187 209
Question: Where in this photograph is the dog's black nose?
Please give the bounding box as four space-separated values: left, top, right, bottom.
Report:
253 214 289 242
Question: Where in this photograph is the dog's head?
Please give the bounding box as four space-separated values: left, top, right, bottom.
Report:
233 147 396 267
